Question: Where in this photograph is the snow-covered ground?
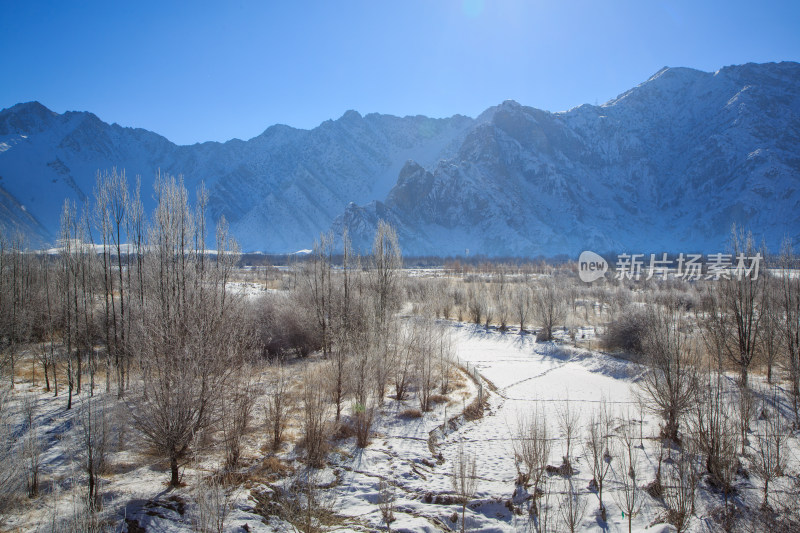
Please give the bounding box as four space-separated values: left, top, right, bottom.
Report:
320 322 800 532
4 321 799 531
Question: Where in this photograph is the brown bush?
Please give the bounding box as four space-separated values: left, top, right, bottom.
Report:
602 306 650 358
258 295 322 359
400 408 422 419
464 396 487 421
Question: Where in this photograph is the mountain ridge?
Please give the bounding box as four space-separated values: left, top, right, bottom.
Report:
1 61 799 255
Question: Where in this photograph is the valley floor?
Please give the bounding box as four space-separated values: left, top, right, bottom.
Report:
3 321 800 532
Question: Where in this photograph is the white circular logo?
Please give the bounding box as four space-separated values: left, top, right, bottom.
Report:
578 251 608 283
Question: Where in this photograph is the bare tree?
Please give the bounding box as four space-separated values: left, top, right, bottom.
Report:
220 367 256 470
612 408 643 533
759 278 783 384
555 396 580 474
531 280 566 341
584 399 615 521
513 403 551 519
301 369 332 468
492 272 510 331
663 442 699 533
328 330 350 422
393 326 415 402
467 284 486 326
0 233 37 389
353 401 374 449
640 299 698 442
378 479 396 531
192 471 235 533
417 319 439 412
779 239 800 425
370 220 402 331
451 442 478 533
22 394 41 498
302 233 334 357
0 388 22 523
717 228 766 388
129 174 245 487
692 370 739 508
264 362 291 452
512 283 532 333
557 478 587 533
752 401 787 509
737 386 757 455
76 395 111 511
439 328 454 395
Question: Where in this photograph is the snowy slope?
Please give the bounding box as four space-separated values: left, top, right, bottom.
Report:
2 61 799 255
0 103 473 249
334 62 800 256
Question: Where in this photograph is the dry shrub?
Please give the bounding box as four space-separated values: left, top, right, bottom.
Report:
429 394 449 404
602 306 650 359
464 396 487 421
332 421 358 441
259 294 322 359
353 405 374 448
400 408 422 419
299 371 333 468
250 456 295 483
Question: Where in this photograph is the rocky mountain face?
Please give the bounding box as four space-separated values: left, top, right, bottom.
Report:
2 62 799 256
0 102 473 250
335 62 800 256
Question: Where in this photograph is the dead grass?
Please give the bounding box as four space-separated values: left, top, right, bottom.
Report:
332 420 358 441
247 456 296 484
400 408 422 419
429 394 449 404
463 396 487 421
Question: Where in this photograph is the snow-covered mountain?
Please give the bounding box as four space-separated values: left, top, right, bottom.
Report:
2 61 799 256
0 102 473 250
335 62 800 256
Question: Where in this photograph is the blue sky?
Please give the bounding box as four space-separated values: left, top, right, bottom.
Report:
1 1 798 145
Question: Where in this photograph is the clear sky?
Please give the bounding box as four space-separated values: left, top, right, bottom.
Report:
1 0 798 145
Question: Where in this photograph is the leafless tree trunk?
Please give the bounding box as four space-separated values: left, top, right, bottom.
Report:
451 442 478 533
640 298 698 442
612 408 643 533
663 442 699 532
129 174 245 487
557 477 587 533
301 369 332 468
556 396 580 473
20 394 41 499
513 283 532 333
718 228 766 388
584 399 615 521
691 369 739 508
0 388 23 522
779 239 800 425
737 386 756 455
513 403 551 519
752 399 787 509
76 394 110 511
264 362 291 452
378 479 396 531
220 367 256 470
532 280 566 341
